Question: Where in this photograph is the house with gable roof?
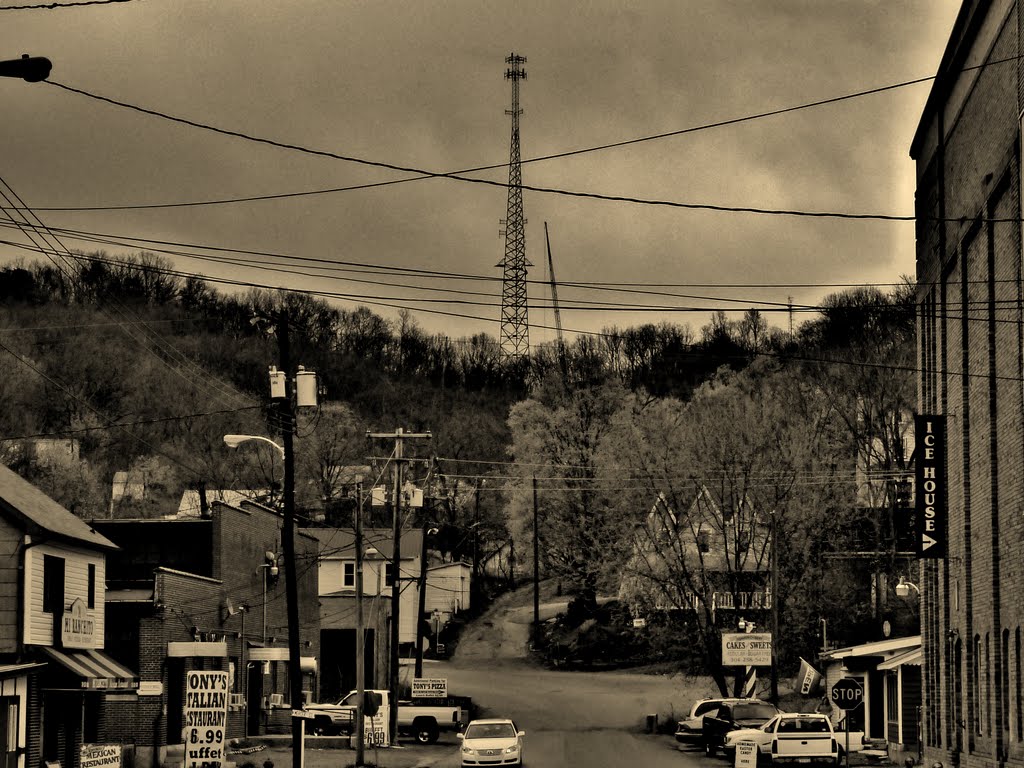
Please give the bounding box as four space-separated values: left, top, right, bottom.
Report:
0 463 135 768
618 485 772 624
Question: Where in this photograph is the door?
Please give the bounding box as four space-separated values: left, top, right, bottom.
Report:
246 664 263 736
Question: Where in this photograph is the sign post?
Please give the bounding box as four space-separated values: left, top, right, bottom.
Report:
830 678 864 768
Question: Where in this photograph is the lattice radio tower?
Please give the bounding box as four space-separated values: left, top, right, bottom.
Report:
497 52 531 364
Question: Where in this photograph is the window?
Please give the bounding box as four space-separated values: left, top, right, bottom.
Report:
87 563 96 609
42 555 64 614
384 563 394 587
973 634 982 736
1016 628 1022 742
697 532 710 553
343 562 355 588
0 697 18 768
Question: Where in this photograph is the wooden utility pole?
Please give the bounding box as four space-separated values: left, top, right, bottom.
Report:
770 510 780 704
533 476 540 626
274 317 305 768
366 428 431 744
355 483 365 766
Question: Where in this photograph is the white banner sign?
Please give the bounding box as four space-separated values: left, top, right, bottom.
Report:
735 741 758 768
411 678 447 698
183 671 229 768
722 633 773 666
365 707 390 747
81 744 121 768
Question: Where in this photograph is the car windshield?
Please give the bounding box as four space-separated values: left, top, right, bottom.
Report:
734 704 777 720
778 718 830 733
466 723 516 740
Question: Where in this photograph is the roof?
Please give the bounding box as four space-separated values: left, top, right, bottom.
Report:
877 646 923 671
300 526 423 560
820 635 921 661
0 464 118 551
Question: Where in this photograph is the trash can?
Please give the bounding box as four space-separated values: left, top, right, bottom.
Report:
646 713 658 733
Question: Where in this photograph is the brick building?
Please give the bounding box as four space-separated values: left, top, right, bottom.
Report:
93 499 320 768
911 2 1024 767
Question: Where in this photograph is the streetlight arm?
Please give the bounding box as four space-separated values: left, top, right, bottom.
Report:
224 434 285 458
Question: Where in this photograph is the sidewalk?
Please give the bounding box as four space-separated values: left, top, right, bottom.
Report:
227 734 456 768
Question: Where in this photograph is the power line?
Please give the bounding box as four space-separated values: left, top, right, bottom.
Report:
39 80 918 222
29 55 1019 217
0 0 138 8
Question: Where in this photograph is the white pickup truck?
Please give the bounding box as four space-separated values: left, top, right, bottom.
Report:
723 713 840 765
304 689 466 744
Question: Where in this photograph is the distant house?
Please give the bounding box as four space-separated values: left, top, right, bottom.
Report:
424 561 472 627
300 527 423 700
619 486 771 624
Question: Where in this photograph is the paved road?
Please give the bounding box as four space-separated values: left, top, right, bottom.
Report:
415 590 711 767
421 659 707 767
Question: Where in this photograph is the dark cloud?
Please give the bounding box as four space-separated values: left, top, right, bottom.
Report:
0 0 959 341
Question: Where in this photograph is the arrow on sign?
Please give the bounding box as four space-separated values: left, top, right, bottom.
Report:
921 534 937 550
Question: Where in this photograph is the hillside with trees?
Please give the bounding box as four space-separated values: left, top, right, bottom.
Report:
0 252 916 677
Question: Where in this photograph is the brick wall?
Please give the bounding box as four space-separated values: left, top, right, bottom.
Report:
914 4 1024 768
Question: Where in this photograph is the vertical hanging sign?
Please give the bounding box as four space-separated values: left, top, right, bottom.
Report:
915 415 947 558
183 671 229 768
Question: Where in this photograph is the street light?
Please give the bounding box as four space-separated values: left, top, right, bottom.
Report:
224 434 285 457
895 577 921 598
0 54 52 82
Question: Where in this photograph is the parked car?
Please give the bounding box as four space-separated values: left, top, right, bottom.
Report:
723 713 839 766
674 697 752 744
304 689 466 744
702 699 781 756
457 718 525 767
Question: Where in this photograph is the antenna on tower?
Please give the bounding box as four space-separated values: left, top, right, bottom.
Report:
497 52 531 365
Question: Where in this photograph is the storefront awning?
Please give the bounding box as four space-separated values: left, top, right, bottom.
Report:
41 647 139 690
878 647 922 671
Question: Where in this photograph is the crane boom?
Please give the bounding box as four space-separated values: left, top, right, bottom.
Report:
544 222 568 383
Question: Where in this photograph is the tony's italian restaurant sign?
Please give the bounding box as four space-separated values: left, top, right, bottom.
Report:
183 671 229 768
62 598 96 648
915 415 947 558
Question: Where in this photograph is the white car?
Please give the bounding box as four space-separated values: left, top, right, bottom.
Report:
458 718 526 766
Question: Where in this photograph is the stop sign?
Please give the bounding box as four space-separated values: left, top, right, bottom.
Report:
831 678 864 710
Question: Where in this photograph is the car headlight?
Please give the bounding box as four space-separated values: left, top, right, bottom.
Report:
505 745 520 753
462 746 474 754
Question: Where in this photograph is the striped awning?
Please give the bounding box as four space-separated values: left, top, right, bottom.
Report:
41 647 139 690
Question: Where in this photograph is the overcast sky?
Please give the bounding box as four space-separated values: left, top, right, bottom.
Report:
0 0 961 345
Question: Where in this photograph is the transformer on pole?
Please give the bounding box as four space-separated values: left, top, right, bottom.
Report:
497 52 531 364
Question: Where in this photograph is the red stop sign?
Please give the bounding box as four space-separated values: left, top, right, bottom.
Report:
830 678 864 710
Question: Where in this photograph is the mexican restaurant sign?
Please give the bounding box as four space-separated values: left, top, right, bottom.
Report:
62 598 96 648
915 415 947 558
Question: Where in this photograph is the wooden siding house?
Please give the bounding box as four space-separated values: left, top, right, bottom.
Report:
0 463 133 768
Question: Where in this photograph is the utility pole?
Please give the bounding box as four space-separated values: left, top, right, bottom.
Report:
770 510 780 705
366 428 431 745
275 316 304 768
473 480 481 607
415 518 430 678
532 476 540 626
354 483 365 766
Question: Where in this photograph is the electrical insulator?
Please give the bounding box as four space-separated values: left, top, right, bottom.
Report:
268 366 286 399
296 366 318 408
